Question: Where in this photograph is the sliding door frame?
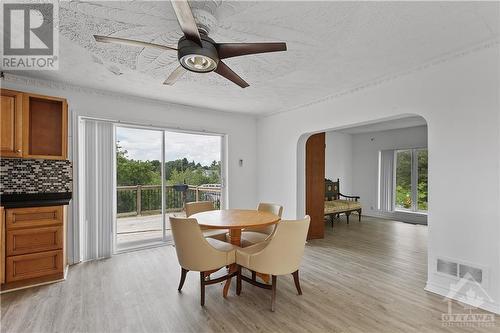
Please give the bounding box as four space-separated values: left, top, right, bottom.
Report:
73 116 227 262
114 124 165 253
112 121 226 253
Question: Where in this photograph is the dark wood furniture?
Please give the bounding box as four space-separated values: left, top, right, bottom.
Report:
236 267 302 312
177 267 238 306
324 178 362 225
0 89 68 160
306 132 325 240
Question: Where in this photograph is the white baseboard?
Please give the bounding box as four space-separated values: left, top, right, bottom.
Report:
425 281 500 315
364 210 427 224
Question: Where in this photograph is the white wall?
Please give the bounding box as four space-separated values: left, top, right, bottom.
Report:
351 125 428 223
257 46 500 313
325 131 353 194
2 75 259 263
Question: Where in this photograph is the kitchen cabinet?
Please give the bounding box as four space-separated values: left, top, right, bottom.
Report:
0 205 66 291
0 89 68 160
0 90 23 157
22 93 68 160
1 206 5 284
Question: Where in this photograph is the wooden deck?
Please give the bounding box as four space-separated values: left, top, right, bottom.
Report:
116 212 185 251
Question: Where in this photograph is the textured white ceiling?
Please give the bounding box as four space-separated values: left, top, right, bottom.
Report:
10 1 500 115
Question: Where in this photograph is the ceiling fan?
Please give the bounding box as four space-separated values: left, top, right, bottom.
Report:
94 0 287 88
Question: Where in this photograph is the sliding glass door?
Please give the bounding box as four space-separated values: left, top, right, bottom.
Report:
115 127 164 251
164 131 222 234
114 126 223 252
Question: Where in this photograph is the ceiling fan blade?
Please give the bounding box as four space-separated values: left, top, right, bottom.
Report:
216 42 287 59
214 61 249 88
163 65 187 85
94 35 177 51
170 0 202 46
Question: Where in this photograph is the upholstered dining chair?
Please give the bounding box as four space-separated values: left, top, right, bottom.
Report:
170 217 237 306
184 201 227 241
240 203 283 247
235 216 310 311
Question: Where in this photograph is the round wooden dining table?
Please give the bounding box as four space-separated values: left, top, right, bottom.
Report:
191 209 281 296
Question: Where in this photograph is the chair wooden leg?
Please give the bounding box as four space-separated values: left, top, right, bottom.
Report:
291 270 302 295
358 209 362 222
236 266 242 296
271 275 277 312
346 211 350 224
178 268 188 292
200 272 205 306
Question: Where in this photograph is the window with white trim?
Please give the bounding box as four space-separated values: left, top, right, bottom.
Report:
394 148 428 212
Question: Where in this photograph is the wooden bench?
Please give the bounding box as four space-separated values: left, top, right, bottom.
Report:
324 178 362 226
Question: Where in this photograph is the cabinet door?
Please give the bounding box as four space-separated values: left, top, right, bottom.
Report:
6 250 63 282
1 206 5 284
22 93 68 160
7 226 63 256
0 89 23 157
6 206 63 230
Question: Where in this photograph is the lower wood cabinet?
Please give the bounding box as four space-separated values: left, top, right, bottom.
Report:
6 226 63 256
6 250 63 282
1 205 66 290
1 207 5 284
6 206 63 230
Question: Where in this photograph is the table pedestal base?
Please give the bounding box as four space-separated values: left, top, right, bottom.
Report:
223 229 242 297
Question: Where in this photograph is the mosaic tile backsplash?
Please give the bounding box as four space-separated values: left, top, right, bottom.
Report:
0 158 72 194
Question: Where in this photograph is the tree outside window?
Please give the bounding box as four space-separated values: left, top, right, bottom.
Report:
394 148 428 212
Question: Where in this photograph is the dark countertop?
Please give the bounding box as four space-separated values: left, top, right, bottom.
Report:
0 192 72 208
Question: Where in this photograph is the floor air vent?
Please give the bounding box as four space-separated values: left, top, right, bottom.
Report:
437 258 484 284
437 258 458 277
459 264 483 283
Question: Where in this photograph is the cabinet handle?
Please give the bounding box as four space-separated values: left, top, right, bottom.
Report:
16 150 21 153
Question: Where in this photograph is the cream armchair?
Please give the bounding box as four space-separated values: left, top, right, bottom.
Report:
170 217 237 306
235 216 310 311
240 203 283 247
185 201 227 241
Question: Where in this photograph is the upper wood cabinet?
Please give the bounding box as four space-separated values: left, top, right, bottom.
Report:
0 90 23 158
0 89 68 160
23 93 68 160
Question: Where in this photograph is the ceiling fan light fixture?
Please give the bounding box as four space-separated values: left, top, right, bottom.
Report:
180 54 217 73
94 0 287 87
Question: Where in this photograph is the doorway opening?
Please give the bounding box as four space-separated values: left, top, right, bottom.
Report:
302 115 428 239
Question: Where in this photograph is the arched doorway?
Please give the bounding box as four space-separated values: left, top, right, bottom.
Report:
300 115 429 234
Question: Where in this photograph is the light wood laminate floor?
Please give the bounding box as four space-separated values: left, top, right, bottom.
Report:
1 217 499 332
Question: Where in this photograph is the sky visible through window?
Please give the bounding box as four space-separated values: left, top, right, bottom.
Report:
116 127 221 165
